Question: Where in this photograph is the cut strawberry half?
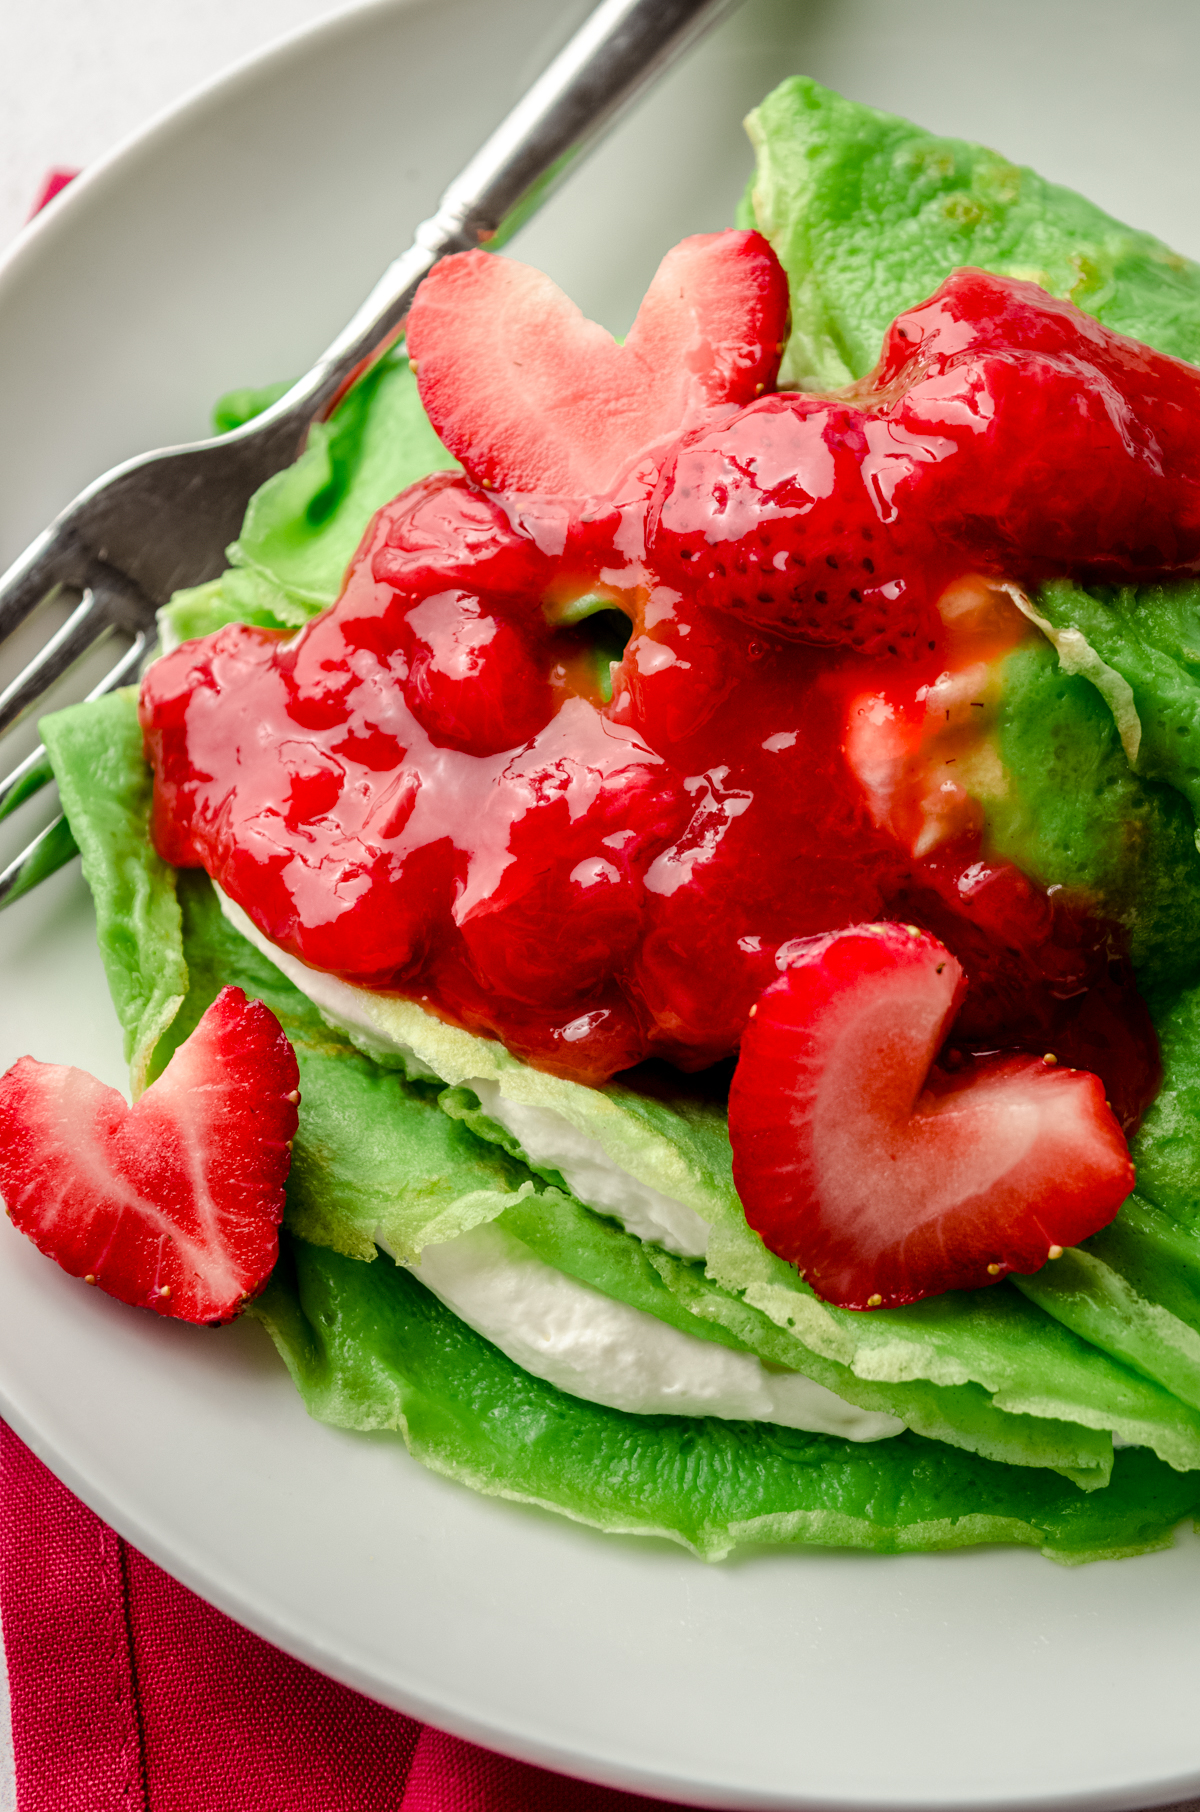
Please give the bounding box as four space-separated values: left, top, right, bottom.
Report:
404 230 790 495
728 924 1134 1310
646 393 945 657
0 987 299 1324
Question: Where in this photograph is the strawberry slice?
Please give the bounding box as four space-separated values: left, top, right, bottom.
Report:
728 924 1134 1310
645 393 945 659
404 230 790 495
0 987 299 1324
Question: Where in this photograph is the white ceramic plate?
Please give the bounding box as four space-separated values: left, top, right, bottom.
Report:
4 3 1200 1806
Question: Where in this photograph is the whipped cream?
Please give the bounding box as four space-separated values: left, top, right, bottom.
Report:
217 890 710 1256
413 1221 902 1441
460 1079 709 1256
217 890 902 1441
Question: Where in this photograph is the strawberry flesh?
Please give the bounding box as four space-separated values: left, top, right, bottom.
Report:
728 924 1135 1310
404 231 790 495
140 257 1187 1099
0 987 299 1324
647 393 947 659
885 847 1161 1135
646 269 1200 655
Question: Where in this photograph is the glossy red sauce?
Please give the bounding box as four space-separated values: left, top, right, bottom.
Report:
141 271 1194 1118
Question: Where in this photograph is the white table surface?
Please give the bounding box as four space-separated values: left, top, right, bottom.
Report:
6 3 1200 1809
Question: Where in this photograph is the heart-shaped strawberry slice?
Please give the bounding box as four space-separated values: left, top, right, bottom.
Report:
728 924 1134 1310
404 230 790 495
0 986 299 1324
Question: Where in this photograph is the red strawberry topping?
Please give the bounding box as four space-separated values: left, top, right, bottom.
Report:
0 987 299 1324
404 231 790 494
139 250 1196 1099
728 924 1135 1310
646 269 1200 654
371 470 552 602
646 393 948 659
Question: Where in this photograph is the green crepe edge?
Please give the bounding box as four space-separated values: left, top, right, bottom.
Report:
30 75 1200 1557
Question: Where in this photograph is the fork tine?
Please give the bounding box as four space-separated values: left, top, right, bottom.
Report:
83 629 152 697
0 628 155 896
0 587 116 739
0 628 153 824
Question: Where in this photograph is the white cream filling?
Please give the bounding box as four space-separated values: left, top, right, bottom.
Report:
220 908 443 1080
216 890 902 1441
459 1079 710 1256
412 1222 903 1441
217 890 710 1255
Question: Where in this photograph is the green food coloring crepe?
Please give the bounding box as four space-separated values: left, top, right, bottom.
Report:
32 77 1200 1557
252 1234 1200 1563
740 75 1200 389
43 688 1200 1503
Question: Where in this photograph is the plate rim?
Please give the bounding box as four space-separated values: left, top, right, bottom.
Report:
5 6 1200 1808
0 0 428 325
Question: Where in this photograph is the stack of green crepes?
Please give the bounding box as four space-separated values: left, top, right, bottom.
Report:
41 80 1200 1563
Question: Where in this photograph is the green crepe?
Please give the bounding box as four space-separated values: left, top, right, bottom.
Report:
739 75 1200 390
38 678 1200 1544
1012 977 1200 1415
49 689 1190 1486
986 634 1200 1007
256 1234 1200 1564
1025 580 1200 862
40 695 186 1095
33 78 1200 1558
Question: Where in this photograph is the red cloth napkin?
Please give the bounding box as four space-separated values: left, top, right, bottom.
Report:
27 168 80 219
0 1421 694 1811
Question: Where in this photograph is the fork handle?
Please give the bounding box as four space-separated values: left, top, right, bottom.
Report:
423 0 740 255
242 0 741 435
0 0 742 634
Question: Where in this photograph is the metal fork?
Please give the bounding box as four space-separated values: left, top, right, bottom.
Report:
0 0 739 909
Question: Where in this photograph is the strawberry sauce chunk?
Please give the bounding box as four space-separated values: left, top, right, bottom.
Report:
646 270 1200 654
0 987 299 1324
729 925 1135 1310
140 248 1195 1095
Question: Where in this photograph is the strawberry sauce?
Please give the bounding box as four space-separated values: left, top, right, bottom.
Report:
141 267 1193 1114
